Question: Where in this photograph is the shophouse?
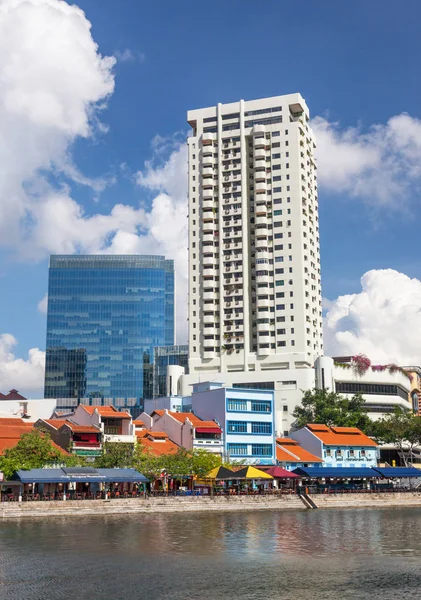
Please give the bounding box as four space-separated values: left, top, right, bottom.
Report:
290 424 379 467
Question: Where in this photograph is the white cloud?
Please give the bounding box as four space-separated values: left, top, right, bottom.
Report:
135 142 188 342
0 334 45 396
37 293 48 314
114 49 145 63
324 269 421 365
313 113 421 208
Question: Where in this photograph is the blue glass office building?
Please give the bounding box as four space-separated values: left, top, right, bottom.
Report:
44 255 175 406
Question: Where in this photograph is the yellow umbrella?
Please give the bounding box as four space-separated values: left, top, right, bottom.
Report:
230 466 274 480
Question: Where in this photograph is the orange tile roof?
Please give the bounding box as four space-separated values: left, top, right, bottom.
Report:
275 438 323 463
0 424 70 456
133 419 145 426
137 437 179 456
166 412 217 428
81 406 131 419
44 419 68 429
306 424 378 447
0 417 32 426
135 430 168 440
151 410 164 417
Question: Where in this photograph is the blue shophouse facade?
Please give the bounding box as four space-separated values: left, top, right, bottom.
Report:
191 382 276 465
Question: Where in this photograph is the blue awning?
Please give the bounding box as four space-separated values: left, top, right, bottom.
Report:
292 467 378 478
16 468 149 484
97 469 149 483
373 467 421 478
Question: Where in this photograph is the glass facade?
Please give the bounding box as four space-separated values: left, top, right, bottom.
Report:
150 344 189 399
44 255 174 406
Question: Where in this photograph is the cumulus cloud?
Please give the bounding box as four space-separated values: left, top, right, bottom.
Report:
0 334 45 396
135 141 188 342
313 114 421 208
324 269 421 365
37 293 48 314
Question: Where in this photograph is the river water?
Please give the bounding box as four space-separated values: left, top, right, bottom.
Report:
1 507 421 599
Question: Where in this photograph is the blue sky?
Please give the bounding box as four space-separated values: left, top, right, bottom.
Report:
1 0 421 394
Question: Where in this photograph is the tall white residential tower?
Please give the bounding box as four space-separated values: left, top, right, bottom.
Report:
187 94 322 378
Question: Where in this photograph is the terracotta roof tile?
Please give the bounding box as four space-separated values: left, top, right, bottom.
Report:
81 406 131 419
276 438 322 463
306 424 377 447
137 437 179 456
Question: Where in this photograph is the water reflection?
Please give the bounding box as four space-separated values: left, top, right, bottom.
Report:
1 508 421 599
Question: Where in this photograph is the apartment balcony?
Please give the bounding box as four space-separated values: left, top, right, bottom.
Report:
203 267 217 279
256 298 271 308
256 273 270 284
203 255 216 266
103 434 136 444
203 290 218 301
202 132 215 145
255 238 268 248
257 345 273 356
255 215 268 226
202 233 215 243
202 167 213 178
255 250 269 262
193 439 223 453
203 314 216 324
202 199 215 210
203 188 214 200
202 212 214 223
255 203 267 215
202 155 215 168
254 148 266 160
203 349 216 359
254 124 266 135
255 182 267 194
203 325 218 336
258 333 271 343
254 171 266 183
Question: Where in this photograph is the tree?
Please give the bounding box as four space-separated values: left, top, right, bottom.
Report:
292 388 374 433
132 445 165 480
190 449 221 479
94 442 134 468
0 429 80 480
372 410 421 466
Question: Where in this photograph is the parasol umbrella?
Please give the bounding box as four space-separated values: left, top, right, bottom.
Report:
205 466 236 480
264 466 299 479
230 466 274 480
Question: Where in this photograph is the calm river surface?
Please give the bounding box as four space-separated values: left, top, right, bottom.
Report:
1 507 421 599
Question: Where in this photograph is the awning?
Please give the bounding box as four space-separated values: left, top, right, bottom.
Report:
264 466 299 479
96 469 149 483
292 467 378 479
16 467 149 484
373 467 421 478
195 427 221 434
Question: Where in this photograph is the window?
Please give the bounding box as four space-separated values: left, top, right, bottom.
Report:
326 449 331 456
273 176 281 181
227 421 247 433
233 381 274 390
283 405 288 412
349 449 355 457
272 153 281 159
251 422 272 435
272 131 280 137
251 444 272 456
272 142 280 148
228 443 248 456
227 399 247 411
251 400 271 412
274 210 282 216
273 164 281 171
273 187 282 193
361 449 366 457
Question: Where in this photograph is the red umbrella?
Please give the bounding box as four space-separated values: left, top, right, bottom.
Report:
265 467 299 478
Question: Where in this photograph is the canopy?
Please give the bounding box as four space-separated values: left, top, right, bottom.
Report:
230 466 274 480
264 466 299 479
205 466 236 480
16 467 149 484
292 467 377 479
373 467 421 478
196 427 221 434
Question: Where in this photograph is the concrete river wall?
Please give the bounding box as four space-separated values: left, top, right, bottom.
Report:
3 492 421 518
0 494 305 518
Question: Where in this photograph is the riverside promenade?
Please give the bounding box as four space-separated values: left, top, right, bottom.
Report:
3 491 421 518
